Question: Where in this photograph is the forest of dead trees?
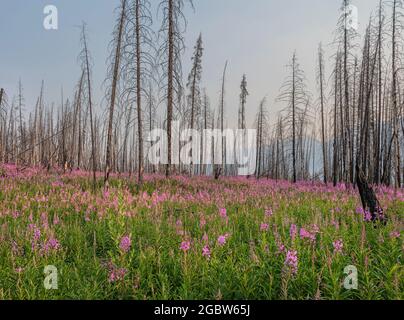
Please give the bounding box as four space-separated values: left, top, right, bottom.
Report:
0 0 403 190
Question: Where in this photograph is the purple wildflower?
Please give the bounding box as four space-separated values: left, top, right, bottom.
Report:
333 239 343 254
218 234 229 246
260 223 269 232
202 245 211 258
219 208 227 219
180 241 191 252
290 224 297 240
108 267 127 283
285 250 298 274
119 235 132 253
390 231 400 239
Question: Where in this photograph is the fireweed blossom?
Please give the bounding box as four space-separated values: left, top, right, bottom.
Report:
200 216 207 229
260 223 269 232
356 207 364 215
30 225 41 250
53 214 60 225
333 239 343 254
219 208 227 219
285 250 298 275
364 210 372 222
390 231 400 239
290 224 297 240
180 241 191 253
12 211 20 219
15 267 24 274
119 235 131 253
202 245 211 258
41 238 61 255
265 208 273 217
300 228 315 243
108 267 127 283
277 242 285 254
217 234 230 246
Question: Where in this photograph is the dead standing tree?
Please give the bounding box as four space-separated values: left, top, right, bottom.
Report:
355 20 387 224
214 60 228 180
255 98 268 179
158 0 192 177
80 23 97 190
0 88 7 164
104 0 127 188
277 52 309 183
317 43 329 184
186 33 203 176
239 74 248 131
116 0 155 183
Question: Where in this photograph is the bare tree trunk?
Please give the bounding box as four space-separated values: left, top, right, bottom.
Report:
105 0 126 188
166 0 174 178
82 25 97 191
135 0 144 185
318 44 328 184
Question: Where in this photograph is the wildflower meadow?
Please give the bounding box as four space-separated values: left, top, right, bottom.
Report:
0 165 402 300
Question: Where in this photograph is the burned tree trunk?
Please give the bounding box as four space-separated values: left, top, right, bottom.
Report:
356 163 387 224
105 0 127 188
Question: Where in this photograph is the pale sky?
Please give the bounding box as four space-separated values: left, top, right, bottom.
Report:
0 0 381 128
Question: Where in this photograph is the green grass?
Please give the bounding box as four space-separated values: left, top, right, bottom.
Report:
0 172 402 300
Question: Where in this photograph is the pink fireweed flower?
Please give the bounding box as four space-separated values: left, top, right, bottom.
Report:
333 239 344 254
217 234 230 246
200 217 207 229
310 224 320 234
108 267 127 283
180 241 191 253
202 233 209 244
41 238 61 255
364 210 372 222
53 215 60 225
290 224 298 240
15 267 24 274
356 207 364 215
390 231 401 239
265 208 273 217
285 250 298 275
30 227 40 251
33 226 41 242
119 235 131 253
277 242 285 254
11 241 20 255
219 208 227 219
84 212 91 222
41 212 49 230
260 223 269 232
300 228 315 242
217 236 226 246
12 211 20 219
47 238 61 250
331 220 340 230
202 245 211 258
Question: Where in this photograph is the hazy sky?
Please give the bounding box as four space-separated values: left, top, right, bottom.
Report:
0 0 381 128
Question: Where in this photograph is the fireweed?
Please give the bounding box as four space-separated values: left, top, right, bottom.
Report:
0 164 402 299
